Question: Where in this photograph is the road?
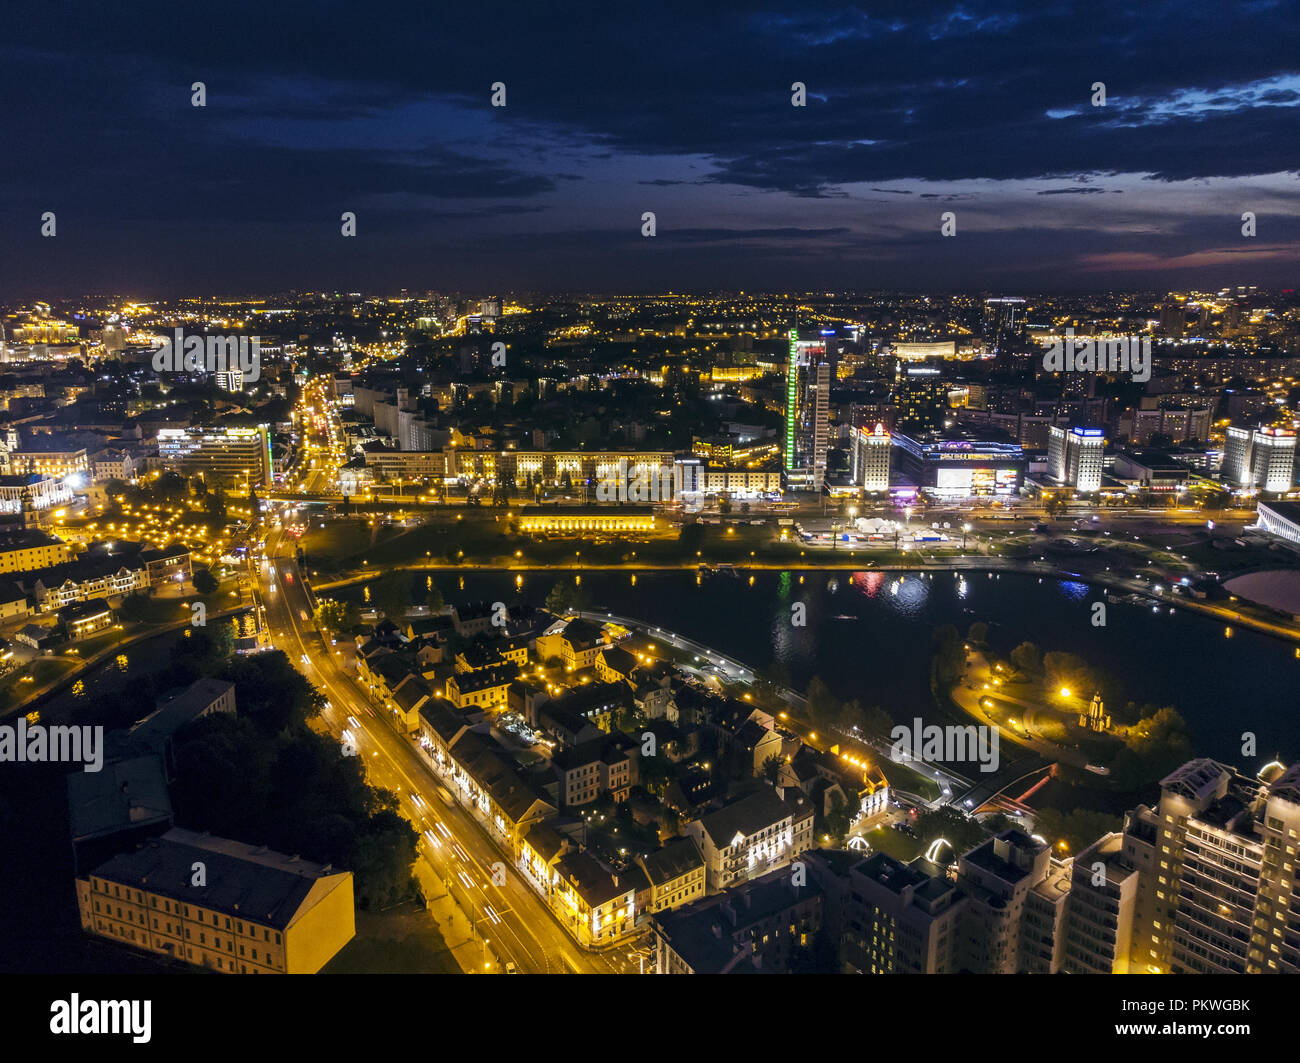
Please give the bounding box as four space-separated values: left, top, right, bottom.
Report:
254 528 641 974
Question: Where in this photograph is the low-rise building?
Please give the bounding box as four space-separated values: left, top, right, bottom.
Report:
75 827 356 973
535 617 608 671
637 837 706 913
0 528 73 574
651 864 823 973
843 851 969 974
445 664 518 710
686 788 811 891
553 849 644 946
128 678 237 778
59 599 114 640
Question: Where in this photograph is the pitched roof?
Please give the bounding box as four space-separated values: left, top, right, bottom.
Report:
639 837 704 886
698 789 794 848
86 827 348 930
67 754 172 841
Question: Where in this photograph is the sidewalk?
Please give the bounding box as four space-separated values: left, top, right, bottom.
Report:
415 860 502 974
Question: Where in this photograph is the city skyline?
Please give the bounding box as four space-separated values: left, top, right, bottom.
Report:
4 0 1300 1001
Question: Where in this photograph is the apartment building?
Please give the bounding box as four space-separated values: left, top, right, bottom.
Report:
551 738 634 808
651 864 823 973
444 664 518 710
956 829 1060 974
843 851 968 974
1131 758 1300 974
0 528 73 573
156 425 273 486
1060 830 1145 974
76 827 355 974
686 788 814 891
636 837 707 913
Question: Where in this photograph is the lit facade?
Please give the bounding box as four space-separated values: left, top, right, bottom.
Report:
157 425 273 486
785 331 830 491
851 423 891 492
1222 426 1296 493
75 827 355 974
1046 426 1104 493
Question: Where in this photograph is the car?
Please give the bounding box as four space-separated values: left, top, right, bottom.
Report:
505 961 517 974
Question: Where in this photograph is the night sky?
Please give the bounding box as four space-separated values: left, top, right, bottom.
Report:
2 0 1298 296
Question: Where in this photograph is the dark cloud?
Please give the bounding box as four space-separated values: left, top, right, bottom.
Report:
0 0 1296 293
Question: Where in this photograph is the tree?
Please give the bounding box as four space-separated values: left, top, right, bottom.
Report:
425 580 445 613
1111 705 1194 789
1009 641 1042 676
824 790 853 843
930 625 965 687
914 806 986 855
545 582 572 615
370 571 411 622
677 522 705 554
805 676 841 732
220 650 324 735
1043 650 1100 695
192 568 219 595
545 580 590 616
761 753 783 785
982 812 1017 835
966 621 988 646
1033 808 1123 855
117 592 152 623
314 599 357 633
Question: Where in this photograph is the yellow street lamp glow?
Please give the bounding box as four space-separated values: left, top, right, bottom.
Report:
1059 687 1071 698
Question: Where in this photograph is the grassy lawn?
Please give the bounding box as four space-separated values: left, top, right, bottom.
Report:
880 758 943 802
72 628 138 658
322 906 459 974
863 826 922 861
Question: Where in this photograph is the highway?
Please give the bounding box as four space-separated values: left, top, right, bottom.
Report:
253 527 639 974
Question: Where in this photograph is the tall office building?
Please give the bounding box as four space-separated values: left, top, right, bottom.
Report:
1251 427 1297 493
1222 425 1296 493
895 364 947 433
785 330 830 491
1127 759 1300 974
982 297 1025 350
1222 426 1252 485
1159 297 1185 339
1046 426 1104 493
851 423 891 492
157 425 273 486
